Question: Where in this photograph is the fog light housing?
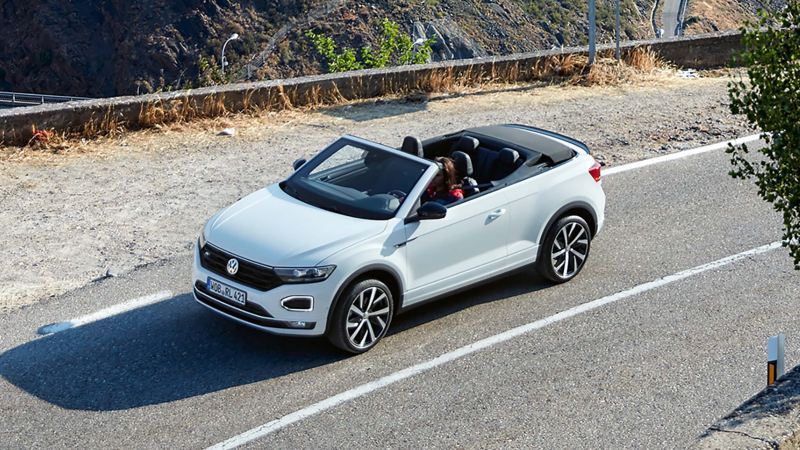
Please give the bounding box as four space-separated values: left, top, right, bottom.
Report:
281 296 314 312
288 321 310 329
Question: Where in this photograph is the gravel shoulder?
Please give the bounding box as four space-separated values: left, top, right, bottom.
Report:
0 75 752 312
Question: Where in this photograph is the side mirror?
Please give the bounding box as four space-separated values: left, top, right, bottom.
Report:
292 158 307 171
416 202 447 220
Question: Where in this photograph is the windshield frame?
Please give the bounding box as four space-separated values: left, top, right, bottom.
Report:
283 136 436 220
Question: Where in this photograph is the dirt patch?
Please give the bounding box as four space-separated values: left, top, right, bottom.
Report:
0 74 752 312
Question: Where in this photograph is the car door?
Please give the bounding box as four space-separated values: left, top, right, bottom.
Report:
503 164 573 263
402 189 510 304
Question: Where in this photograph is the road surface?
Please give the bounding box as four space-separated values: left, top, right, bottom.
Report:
1 139 797 449
661 0 686 37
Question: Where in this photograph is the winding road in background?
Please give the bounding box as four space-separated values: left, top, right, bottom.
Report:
661 0 687 37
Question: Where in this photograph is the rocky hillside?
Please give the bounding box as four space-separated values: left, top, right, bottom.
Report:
683 0 764 34
0 0 749 98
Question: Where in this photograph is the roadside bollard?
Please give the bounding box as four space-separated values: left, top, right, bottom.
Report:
767 333 785 386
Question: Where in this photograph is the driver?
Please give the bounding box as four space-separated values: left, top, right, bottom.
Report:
422 157 464 205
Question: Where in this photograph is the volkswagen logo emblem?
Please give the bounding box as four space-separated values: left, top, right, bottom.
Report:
226 258 239 276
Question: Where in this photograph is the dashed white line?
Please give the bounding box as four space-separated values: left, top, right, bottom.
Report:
604 133 763 176
37 291 173 335
208 241 782 450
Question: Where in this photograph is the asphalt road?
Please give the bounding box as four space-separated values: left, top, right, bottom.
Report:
661 0 684 37
1 142 798 449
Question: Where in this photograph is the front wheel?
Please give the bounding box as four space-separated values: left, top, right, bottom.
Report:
327 279 394 354
538 215 591 283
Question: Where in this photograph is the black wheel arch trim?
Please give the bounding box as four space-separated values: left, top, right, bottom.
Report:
325 264 405 332
537 201 597 260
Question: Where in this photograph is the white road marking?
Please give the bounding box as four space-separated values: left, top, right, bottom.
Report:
604 133 763 176
208 241 782 450
37 291 173 335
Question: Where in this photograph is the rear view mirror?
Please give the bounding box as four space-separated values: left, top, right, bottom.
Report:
292 158 307 171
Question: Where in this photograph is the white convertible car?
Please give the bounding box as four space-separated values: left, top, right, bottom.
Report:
193 124 605 353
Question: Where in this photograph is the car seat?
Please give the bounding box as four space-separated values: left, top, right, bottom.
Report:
451 135 479 159
451 151 479 197
489 148 523 180
401 136 424 158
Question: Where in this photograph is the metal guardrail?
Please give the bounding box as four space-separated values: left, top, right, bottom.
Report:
0 91 90 108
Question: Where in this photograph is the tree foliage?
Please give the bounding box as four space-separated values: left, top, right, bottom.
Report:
305 19 434 73
728 2 800 268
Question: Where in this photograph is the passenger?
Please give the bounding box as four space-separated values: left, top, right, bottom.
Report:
422 157 464 205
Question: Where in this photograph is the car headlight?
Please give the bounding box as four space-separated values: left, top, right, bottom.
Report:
198 224 207 248
274 266 336 283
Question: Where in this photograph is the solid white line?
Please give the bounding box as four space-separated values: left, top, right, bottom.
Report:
604 133 763 176
37 291 173 335
208 241 782 450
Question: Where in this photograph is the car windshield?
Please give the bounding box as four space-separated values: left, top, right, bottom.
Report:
283 138 429 220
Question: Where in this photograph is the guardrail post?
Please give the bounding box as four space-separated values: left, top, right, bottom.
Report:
767 333 785 386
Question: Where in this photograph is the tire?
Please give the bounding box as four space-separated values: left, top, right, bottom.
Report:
327 279 394 354
538 215 592 284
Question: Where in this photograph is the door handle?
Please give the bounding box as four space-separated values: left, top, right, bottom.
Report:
488 209 506 219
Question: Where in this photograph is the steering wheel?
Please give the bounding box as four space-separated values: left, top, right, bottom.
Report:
387 190 407 201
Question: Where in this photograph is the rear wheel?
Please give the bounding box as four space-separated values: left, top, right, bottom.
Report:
538 215 591 283
327 279 394 354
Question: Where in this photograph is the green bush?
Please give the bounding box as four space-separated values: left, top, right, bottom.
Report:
728 2 800 268
196 55 228 87
305 19 434 73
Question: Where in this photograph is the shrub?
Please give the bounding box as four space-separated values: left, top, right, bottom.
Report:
728 2 800 268
306 19 434 73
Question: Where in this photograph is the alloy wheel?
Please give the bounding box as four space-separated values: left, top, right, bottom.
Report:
550 221 589 279
346 286 391 350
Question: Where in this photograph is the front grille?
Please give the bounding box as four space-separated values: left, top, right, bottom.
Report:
199 243 283 291
194 281 274 318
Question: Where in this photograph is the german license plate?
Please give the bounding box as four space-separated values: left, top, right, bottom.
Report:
207 277 247 306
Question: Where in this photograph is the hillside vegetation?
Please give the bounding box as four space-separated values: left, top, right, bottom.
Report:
0 0 750 97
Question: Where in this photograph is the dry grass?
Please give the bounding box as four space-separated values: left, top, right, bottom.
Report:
7 46 671 151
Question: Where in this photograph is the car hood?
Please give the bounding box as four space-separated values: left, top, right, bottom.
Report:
205 184 387 266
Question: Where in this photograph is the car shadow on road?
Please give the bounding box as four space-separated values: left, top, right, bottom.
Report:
0 271 549 412
0 293 343 411
389 269 550 335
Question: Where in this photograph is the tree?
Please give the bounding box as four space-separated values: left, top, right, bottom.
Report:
728 2 800 268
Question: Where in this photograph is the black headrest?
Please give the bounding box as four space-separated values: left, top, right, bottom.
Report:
401 136 424 158
499 148 520 166
452 135 479 155
451 151 473 177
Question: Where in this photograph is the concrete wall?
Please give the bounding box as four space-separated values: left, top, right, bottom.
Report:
0 31 743 146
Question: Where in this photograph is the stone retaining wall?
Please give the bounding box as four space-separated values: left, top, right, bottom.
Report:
0 31 742 146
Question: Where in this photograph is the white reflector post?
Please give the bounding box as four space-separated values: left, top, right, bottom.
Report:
767 333 785 386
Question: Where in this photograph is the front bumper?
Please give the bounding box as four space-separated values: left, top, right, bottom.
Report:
191 243 336 336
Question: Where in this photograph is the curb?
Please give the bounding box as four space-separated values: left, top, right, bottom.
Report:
693 364 800 449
